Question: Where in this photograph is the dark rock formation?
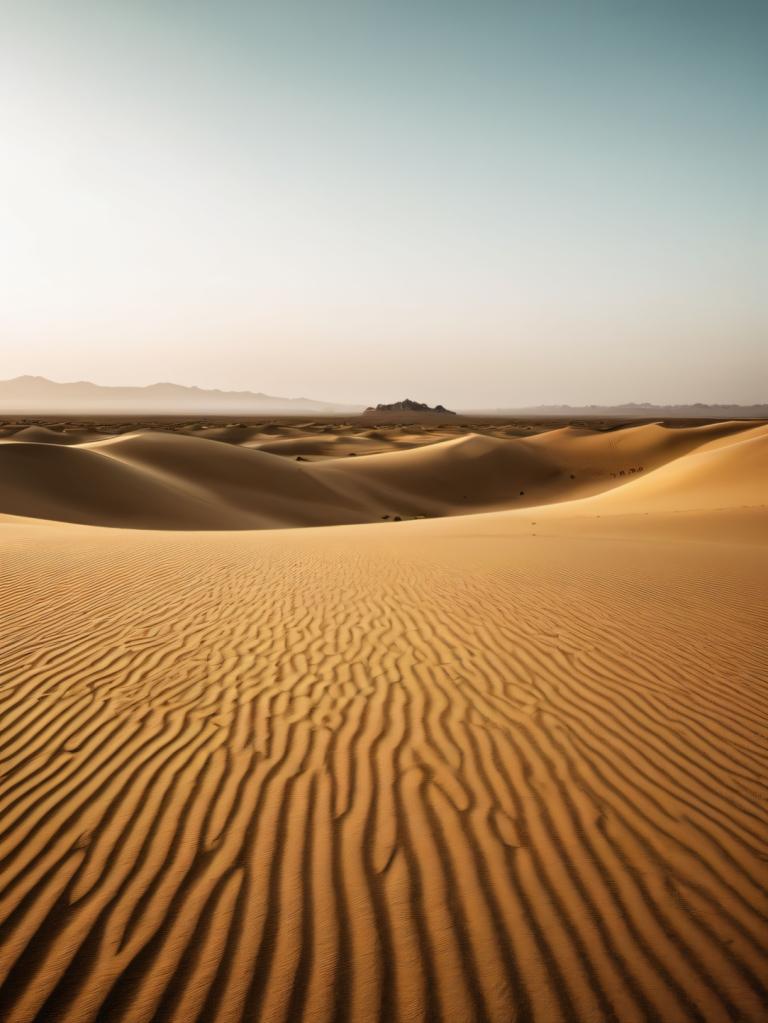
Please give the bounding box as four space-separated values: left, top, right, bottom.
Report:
364 399 456 415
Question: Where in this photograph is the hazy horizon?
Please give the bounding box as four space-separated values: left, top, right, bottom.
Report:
1 372 766 412
2 1 766 407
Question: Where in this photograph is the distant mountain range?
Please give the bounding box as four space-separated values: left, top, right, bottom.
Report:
467 402 768 419
0 378 764 419
0 377 364 415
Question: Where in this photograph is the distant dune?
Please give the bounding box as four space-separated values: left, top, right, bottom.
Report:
0 418 764 529
0 415 766 1021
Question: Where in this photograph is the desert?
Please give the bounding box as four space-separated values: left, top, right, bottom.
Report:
1 412 766 1021
3 1 766 1018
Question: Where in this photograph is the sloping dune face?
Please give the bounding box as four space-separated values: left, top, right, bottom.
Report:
0 420 765 528
0 516 766 1022
0 434 363 529
573 427 768 512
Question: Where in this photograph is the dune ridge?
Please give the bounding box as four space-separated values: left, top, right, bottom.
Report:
0 420 764 529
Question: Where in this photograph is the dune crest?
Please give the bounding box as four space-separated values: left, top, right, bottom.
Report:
0 420 764 529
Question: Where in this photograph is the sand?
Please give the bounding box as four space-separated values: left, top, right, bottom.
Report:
0 419 766 1022
1 418 764 529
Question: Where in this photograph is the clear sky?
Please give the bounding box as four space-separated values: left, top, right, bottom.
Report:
1 1 765 407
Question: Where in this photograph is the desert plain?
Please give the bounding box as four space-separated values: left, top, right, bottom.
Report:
0 413 766 1022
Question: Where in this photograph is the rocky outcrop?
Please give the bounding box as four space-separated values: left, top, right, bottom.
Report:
364 399 456 414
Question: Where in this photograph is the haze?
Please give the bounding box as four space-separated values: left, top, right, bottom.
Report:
1 1 765 407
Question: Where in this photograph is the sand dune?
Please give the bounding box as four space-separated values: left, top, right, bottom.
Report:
488 424 768 539
252 434 436 459
1 425 104 445
1 420 764 529
574 427 768 513
0 418 766 1021
0 434 360 529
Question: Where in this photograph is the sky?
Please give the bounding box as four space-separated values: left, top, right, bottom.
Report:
0 0 765 408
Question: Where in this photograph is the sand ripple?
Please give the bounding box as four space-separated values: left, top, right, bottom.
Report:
0 520 765 1022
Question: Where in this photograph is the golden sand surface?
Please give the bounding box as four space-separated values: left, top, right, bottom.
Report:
0 420 766 1021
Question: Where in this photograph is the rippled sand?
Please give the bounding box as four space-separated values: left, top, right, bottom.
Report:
0 420 766 1021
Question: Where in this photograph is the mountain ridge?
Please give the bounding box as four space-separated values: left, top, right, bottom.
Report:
1 377 765 419
0 376 363 414
464 402 768 419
